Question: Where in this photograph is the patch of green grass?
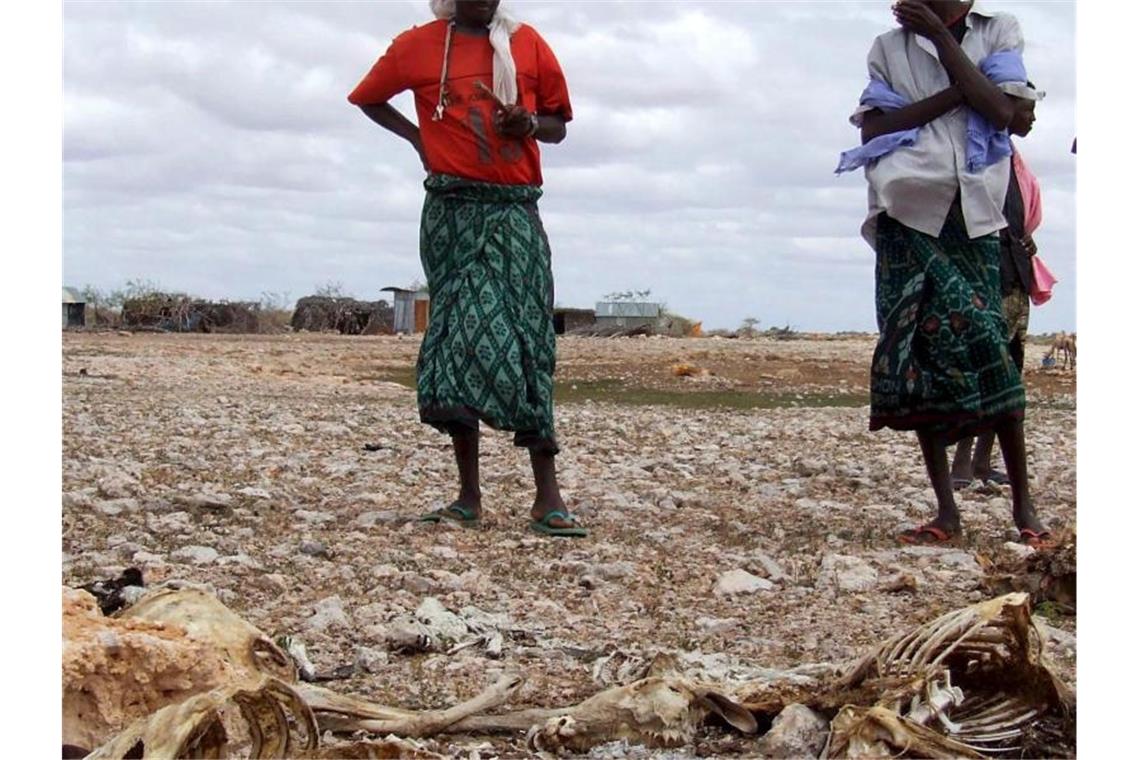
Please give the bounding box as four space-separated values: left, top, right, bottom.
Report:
355 367 1074 413
1034 601 1068 624
556 379 868 410
361 366 416 387
363 368 869 411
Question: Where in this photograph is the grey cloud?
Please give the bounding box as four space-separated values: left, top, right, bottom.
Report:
63 0 1076 333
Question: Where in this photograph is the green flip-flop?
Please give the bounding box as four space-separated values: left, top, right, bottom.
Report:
420 502 480 526
529 510 588 538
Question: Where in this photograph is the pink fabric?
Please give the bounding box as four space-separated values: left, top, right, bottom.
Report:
1014 148 1052 305
1012 149 1042 235
1030 256 1057 306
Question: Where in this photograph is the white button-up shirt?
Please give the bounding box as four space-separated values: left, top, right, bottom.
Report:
852 6 1025 248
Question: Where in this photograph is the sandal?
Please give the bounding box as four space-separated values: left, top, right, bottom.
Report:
980 471 1011 487
420 502 480 526
951 477 973 491
1019 528 1055 549
529 510 588 538
898 524 959 545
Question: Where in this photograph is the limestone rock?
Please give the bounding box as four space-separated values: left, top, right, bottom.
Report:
818 554 878 593
714 569 774 595
62 588 231 750
757 703 829 758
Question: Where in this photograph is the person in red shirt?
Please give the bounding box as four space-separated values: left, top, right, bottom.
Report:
348 0 585 537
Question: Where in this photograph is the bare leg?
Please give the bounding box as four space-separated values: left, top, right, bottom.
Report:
950 438 975 483
915 428 961 535
970 430 1008 483
451 428 482 518
993 417 1047 533
529 450 573 527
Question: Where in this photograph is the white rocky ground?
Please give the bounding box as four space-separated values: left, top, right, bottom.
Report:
61 333 1076 757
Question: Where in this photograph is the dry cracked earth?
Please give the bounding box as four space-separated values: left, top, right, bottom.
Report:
61 332 1076 757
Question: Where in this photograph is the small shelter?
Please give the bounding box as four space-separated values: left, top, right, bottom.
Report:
594 301 661 330
290 297 393 335
62 287 86 328
122 295 261 333
553 307 596 335
382 287 431 334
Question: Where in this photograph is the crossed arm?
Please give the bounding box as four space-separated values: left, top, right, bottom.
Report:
861 1 1016 144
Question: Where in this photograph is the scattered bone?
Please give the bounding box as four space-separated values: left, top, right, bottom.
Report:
300 671 525 738
280 636 318 681
85 676 317 759
66 586 1071 758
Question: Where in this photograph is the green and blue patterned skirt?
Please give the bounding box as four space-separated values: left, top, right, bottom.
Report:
870 201 1025 443
416 174 558 453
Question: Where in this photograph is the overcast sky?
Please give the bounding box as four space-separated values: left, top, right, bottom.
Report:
62 0 1076 332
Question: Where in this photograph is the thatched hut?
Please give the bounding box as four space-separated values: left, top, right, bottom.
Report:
290 297 394 335
121 295 260 333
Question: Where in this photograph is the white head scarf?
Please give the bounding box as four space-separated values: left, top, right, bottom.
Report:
430 0 521 105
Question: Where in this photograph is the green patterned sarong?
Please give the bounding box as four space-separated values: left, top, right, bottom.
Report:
869 201 1025 443
416 174 558 453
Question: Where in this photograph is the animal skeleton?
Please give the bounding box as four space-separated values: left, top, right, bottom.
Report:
84 677 317 760
68 587 1071 758
821 593 1073 757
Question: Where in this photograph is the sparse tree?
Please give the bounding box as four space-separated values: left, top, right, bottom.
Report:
740 317 761 337
259 291 292 311
602 288 655 303
314 281 348 299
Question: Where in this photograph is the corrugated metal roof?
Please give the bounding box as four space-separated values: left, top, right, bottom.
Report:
595 301 660 318
381 286 430 296
62 287 83 304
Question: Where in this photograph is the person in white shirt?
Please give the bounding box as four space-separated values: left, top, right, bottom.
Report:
850 1 1051 547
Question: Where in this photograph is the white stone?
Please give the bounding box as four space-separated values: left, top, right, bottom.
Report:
429 546 458 560
697 616 739 635
714 569 775 596
795 458 829 476
758 703 829 758
171 545 219 565
295 509 336 525
594 561 636 580
95 499 137 516
354 646 389 674
306 595 352 632
96 472 137 499
415 597 470 644
1003 541 1038 560
752 551 787 582
188 492 233 509
152 511 193 534
818 554 879 593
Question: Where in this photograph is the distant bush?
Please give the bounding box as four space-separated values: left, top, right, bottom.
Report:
257 291 294 334
79 279 171 328
767 324 801 341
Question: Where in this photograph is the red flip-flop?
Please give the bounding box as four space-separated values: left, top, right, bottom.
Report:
1019 528 1055 549
898 525 958 545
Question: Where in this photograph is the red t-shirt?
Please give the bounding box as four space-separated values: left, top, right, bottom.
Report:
348 20 572 186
